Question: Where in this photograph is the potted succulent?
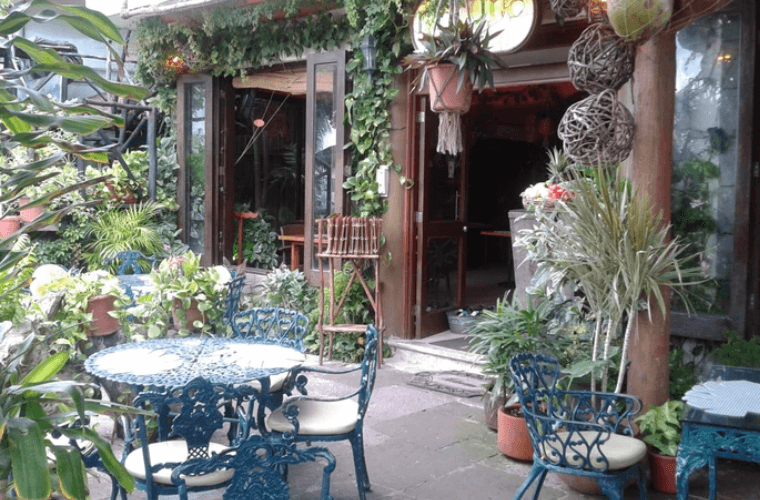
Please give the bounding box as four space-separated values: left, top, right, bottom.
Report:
635 400 684 493
405 0 503 154
151 251 231 334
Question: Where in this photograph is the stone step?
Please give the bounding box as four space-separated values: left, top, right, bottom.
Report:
386 332 486 375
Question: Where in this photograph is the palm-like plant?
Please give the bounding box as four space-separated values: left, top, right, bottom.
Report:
83 201 165 268
518 164 703 393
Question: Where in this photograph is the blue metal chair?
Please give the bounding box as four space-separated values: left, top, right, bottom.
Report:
221 273 246 328
232 307 309 351
509 353 648 500
266 324 379 500
119 378 255 500
105 250 157 275
170 433 335 500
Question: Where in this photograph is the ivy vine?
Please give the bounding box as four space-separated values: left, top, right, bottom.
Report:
133 0 413 217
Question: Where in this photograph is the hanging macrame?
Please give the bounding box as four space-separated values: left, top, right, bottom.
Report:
568 23 635 94
427 64 472 155
558 89 635 164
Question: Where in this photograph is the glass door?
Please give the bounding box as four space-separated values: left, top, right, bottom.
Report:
304 50 347 283
177 74 234 266
414 98 467 338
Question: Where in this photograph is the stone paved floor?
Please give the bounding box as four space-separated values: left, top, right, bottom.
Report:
87 352 760 500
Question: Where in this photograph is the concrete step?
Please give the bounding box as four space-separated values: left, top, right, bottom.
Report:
386 332 486 374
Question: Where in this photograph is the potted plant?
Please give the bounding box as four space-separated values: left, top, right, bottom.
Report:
468 294 550 459
635 400 684 493
34 270 125 342
151 251 231 334
405 0 503 154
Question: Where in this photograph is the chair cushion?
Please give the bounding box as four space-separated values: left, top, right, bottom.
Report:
542 431 646 471
244 371 289 392
267 399 359 436
124 441 234 486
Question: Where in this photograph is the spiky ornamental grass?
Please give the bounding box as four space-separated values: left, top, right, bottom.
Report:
518 163 703 394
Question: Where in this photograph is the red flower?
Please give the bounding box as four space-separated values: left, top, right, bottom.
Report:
548 184 573 202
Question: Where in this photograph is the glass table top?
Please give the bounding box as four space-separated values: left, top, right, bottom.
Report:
682 365 760 430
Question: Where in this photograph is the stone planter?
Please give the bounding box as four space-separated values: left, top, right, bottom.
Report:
85 294 119 337
497 404 533 461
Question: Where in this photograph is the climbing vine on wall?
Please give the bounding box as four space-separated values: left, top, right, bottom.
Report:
133 0 413 217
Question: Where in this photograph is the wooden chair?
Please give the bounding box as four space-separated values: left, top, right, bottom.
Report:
278 222 304 269
266 325 379 500
509 353 648 500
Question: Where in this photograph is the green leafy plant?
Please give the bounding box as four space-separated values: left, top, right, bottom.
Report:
635 400 684 456
232 211 279 269
32 270 124 356
133 251 231 337
82 201 167 269
669 347 699 400
518 164 703 393
257 266 316 312
711 330 760 369
404 11 503 94
0 326 137 499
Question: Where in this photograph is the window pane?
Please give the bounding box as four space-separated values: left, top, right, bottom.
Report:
311 62 337 270
672 12 740 314
185 82 206 254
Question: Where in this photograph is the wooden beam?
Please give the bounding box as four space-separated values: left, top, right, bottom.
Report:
627 32 677 410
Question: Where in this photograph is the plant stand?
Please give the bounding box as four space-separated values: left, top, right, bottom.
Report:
316 216 384 366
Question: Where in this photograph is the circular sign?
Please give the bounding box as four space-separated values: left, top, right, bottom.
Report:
411 0 541 55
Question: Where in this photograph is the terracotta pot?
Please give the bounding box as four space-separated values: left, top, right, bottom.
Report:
0 216 22 239
172 298 203 331
427 64 472 113
19 196 45 222
497 404 533 461
648 448 677 493
85 294 119 337
484 392 507 431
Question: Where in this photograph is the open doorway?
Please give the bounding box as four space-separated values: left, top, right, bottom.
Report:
411 81 585 339
463 82 584 309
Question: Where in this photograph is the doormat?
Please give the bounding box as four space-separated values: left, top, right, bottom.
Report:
408 371 493 398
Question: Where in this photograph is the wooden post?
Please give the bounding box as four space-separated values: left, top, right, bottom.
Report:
626 32 676 410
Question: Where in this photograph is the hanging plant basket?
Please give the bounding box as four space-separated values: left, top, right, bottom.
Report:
568 23 635 94
549 0 585 19
425 65 473 156
428 64 472 114
607 0 674 44
558 89 635 164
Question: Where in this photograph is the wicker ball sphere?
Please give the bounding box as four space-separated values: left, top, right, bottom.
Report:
568 23 635 94
549 0 585 19
558 90 635 164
